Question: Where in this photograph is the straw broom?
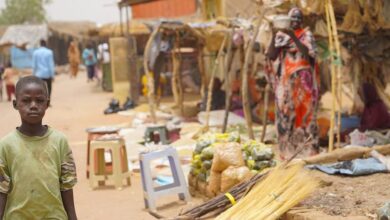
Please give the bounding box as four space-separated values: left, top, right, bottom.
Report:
216 162 319 220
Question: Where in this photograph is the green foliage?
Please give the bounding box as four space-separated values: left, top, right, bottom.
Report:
0 0 52 25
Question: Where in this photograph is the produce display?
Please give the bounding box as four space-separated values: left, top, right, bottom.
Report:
189 132 277 198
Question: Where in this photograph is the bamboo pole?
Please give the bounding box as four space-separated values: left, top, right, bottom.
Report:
143 27 159 123
328 1 343 149
222 31 234 133
205 35 228 128
325 0 340 151
241 10 265 139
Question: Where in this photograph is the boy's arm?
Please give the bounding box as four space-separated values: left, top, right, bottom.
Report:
0 192 7 219
61 189 77 220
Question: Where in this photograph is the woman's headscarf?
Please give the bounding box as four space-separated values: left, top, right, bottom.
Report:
288 7 303 29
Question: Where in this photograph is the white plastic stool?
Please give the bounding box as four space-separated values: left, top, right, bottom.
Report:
139 147 190 211
89 138 131 190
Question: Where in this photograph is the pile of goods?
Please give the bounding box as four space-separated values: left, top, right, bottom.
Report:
188 133 277 198
180 162 319 219
242 140 276 172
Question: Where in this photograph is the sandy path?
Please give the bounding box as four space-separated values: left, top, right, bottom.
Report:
0 72 180 220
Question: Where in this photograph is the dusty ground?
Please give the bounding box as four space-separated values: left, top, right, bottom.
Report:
0 72 199 220
301 171 390 219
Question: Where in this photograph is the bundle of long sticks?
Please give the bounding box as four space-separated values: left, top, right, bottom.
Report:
216 162 319 220
174 142 313 220
177 170 269 219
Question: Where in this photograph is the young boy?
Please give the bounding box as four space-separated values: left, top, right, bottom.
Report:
0 76 78 219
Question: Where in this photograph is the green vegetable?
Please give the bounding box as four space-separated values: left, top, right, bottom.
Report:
200 146 214 161
254 161 272 170
195 140 212 154
247 159 255 170
191 155 202 169
202 160 212 170
198 173 207 182
252 147 274 161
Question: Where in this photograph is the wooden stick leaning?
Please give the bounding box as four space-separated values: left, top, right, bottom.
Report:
170 31 185 115
241 9 266 139
325 1 336 152
222 30 234 133
205 35 228 128
198 45 207 101
328 1 343 148
143 26 160 123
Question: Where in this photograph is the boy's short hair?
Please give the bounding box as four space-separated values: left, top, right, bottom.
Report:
15 76 48 98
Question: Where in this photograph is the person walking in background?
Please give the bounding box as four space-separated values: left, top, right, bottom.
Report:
2 62 18 102
67 40 80 78
32 39 55 100
82 43 97 82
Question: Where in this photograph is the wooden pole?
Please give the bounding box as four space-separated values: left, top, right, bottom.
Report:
261 84 270 142
171 31 184 115
241 10 265 140
205 35 228 128
119 6 123 36
143 27 159 123
222 31 234 133
198 46 207 101
328 1 343 149
325 0 336 152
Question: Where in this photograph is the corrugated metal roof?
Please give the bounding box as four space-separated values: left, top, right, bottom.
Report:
0 24 48 47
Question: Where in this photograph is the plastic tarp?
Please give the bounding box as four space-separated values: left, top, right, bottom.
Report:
308 157 387 176
10 46 36 69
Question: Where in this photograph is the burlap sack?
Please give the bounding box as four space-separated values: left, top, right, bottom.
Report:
211 142 245 172
207 171 221 196
220 166 251 192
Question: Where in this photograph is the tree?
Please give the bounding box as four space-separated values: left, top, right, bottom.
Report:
0 0 52 25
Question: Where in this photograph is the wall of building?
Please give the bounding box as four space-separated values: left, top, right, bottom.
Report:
131 0 197 19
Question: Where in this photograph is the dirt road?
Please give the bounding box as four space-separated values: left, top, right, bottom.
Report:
0 72 180 220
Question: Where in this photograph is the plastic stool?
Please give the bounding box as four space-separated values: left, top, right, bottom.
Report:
144 125 169 144
85 127 120 178
139 147 190 211
89 138 131 190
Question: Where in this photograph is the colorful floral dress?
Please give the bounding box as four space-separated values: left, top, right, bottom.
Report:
270 28 320 159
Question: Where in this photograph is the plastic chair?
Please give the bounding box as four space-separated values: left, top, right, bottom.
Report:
139 147 190 211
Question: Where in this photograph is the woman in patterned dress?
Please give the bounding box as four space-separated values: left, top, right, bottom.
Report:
266 7 320 159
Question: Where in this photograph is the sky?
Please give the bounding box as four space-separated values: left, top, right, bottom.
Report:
0 0 126 25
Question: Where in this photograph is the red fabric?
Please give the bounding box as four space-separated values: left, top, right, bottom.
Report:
6 84 15 101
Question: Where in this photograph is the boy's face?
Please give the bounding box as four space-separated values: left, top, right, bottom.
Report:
13 83 49 124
